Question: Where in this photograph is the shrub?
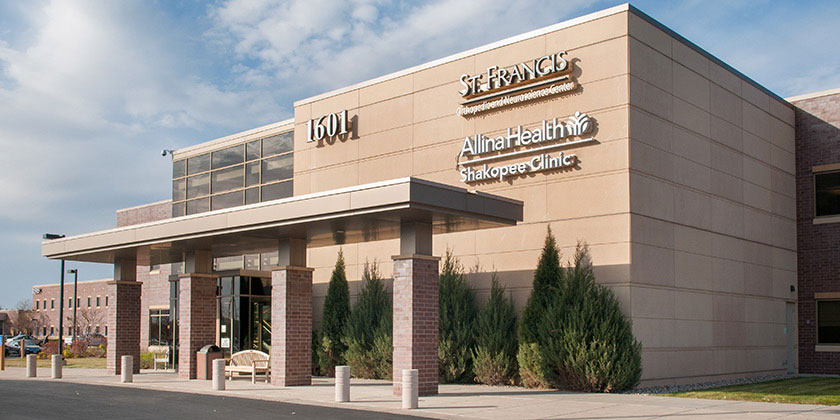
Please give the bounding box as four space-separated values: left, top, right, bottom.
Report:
438 249 477 383
140 352 155 370
320 249 351 375
312 330 322 376
39 340 59 359
517 227 563 388
343 262 393 379
536 243 643 392
472 274 518 385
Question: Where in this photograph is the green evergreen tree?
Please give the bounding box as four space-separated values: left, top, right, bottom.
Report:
320 249 350 374
537 243 642 392
342 261 393 379
472 273 518 385
438 248 478 383
517 226 563 387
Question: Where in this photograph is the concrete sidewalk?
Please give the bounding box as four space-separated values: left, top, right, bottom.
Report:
1 367 837 419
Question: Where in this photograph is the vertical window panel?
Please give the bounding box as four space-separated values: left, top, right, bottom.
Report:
187 173 210 198
173 160 186 178
212 144 244 169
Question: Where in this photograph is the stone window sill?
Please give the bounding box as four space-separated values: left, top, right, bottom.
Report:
815 345 840 352
814 215 840 225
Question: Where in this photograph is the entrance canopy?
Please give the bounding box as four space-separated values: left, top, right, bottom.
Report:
41 177 523 265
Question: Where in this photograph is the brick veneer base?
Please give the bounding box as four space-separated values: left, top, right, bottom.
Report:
271 267 313 386
178 274 217 380
107 281 142 375
392 256 439 396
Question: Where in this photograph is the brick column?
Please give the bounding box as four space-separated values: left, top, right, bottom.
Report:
392 255 439 396
178 274 217 379
107 258 141 375
271 266 313 386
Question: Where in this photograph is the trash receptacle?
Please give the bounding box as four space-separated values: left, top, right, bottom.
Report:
196 344 223 380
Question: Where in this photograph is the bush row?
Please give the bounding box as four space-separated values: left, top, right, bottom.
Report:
313 227 642 392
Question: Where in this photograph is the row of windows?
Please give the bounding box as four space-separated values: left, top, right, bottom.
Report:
815 170 840 218
35 296 108 310
173 132 293 178
172 132 294 217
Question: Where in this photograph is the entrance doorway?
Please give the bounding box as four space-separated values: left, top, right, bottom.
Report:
217 272 272 356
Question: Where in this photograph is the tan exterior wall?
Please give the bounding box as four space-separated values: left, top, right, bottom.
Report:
626 14 797 384
290 7 797 385
295 9 634 366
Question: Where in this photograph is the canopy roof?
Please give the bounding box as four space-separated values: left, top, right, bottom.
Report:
42 178 523 265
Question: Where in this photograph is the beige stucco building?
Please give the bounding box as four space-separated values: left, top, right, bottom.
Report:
43 4 798 388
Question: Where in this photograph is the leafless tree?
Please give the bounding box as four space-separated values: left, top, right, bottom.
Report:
9 299 47 336
66 306 105 336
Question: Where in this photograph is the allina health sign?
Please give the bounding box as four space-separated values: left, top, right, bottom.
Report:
458 112 595 183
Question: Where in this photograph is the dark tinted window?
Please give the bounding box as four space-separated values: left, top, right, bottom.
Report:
261 180 292 202
186 197 209 215
187 154 210 175
212 144 244 169
262 154 293 183
246 162 260 186
187 173 210 198
211 165 243 193
172 178 186 201
819 301 840 344
245 188 259 204
262 132 293 157
815 171 840 217
246 140 260 161
172 202 185 217
173 160 186 178
212 190 243 211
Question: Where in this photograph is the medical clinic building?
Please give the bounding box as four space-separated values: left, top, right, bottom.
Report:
41 4 840 390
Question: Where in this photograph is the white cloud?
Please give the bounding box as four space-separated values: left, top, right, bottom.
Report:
209 0 599 91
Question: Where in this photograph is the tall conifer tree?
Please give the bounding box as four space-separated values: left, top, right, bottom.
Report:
320 249 350 374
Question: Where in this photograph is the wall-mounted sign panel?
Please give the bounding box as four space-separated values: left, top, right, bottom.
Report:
457 112 596 183
456 51 577 116
306 110 351 142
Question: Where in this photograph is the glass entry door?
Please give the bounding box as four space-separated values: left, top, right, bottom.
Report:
217 274 271 356
251 299 271 353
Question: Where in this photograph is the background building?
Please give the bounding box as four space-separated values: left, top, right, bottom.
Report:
31 278 109 338
789 88 840 374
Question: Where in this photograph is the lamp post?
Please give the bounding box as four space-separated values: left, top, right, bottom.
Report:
43 233 65 354
67 269 78 343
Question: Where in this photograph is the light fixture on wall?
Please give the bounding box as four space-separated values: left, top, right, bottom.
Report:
161 149 175 157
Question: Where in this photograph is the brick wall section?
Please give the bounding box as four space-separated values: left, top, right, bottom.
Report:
106 281 142 375
32 279 109 337
791 92 840 374
138 264 173 350
392 256 439 397
116 201 171 227
271 267 313 387
178 275 217 379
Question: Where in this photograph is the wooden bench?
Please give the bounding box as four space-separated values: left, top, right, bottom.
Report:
225 350 270 383
148 345 169 370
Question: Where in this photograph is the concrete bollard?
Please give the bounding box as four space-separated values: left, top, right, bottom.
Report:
26 354 37 378
402 369 418 409
212 359 225 391
51 355 62 379
335 366 350 402
121 356 133 383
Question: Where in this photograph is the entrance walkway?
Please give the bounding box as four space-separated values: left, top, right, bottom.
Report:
1 367 838 419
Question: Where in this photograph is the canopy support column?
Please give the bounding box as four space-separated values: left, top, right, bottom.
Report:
178 250 216 379
107 258 141 375
271 238 312 386
393 222 439 396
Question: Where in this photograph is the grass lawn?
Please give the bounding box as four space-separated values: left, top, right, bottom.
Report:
665 377 840 406
3 357 106 369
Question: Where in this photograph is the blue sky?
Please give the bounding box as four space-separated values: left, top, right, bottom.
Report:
1 0 838 308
